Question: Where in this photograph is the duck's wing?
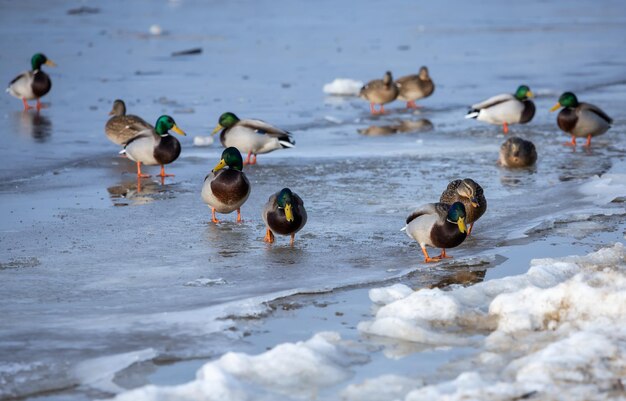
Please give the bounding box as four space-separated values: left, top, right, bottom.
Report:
471 93 514 110
262 192 279 225
123 128 155 148
579 102 613 124
239 119 295 146
406 203 447 225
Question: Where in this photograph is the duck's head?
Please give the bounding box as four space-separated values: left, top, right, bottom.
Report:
109 99 126 116
212 147 243 173
456 179 481 208
31 53 56 70
419 66 429 79
276 188 295 222
446 202 467 234
212 112 240 135
550 92 578 112
383 71 393 86
155 115 186 137
514 85 533 100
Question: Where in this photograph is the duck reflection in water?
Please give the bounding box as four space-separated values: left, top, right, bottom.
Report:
15 111 52 142
358 118 433 136
107 177 175 205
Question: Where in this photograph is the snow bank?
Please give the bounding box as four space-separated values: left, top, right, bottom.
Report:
112 332 359 401
322 78 363 96
358 243 626 401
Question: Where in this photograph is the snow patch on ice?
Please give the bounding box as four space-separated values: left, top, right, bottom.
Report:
579 173 626 204
184 277 227 287
359 243 626 401
112 332 362 401
341 374 422 401
323 78 363 96
369 283 414 306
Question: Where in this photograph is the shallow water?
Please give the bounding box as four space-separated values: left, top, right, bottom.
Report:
1 0 625 399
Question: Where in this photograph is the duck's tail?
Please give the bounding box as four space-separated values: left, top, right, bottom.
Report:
279 137 296 148
465 109 479 119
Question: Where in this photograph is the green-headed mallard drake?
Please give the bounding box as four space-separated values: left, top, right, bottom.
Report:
439 179 486 235
120 115 185 178
201 147 251 223
262 188 307 245
359 71 399 115
7 53 56 111
211 112 295 165
499 136 537 168
465 85 535 134
549 92 612 147
395 66 435 109
403 202 467 263
105 99 153 146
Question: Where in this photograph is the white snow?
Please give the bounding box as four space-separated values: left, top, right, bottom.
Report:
112 332 360 401
193 136 215 147
356 243 626 401
184 277 227 287
322 78 363 96
579 173 626 204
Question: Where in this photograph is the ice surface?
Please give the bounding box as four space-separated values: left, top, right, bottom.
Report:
322 79 364 96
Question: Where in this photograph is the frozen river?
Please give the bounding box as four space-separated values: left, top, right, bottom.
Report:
0 0 625 400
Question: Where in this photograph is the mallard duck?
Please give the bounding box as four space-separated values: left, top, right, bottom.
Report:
7 53 56 111
211 112 295 165
359 71 399 115
465 85 535 134
439 179 486 235
395 66 435 109
105 99 153 146
499 136 537 168
262 188 307 245
120 115 185 178
403 202 467 263
201 147 251 223
550 92 612 147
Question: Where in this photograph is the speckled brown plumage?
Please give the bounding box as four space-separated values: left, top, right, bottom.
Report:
439 179 486 225
499 137 537 168
105 100 153 146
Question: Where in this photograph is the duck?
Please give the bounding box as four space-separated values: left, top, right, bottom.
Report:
439 179 486 235
499 136 537 168
395 66 435 109
262 188 307 245
550 92 612 147
120 115 185 178
201 147 251 223
465 85 535 134
359 71 399 115
105 99 153 146
7 53 56 111
403 202 467 263
211 112 295 165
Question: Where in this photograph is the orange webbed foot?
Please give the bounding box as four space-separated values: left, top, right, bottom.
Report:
264 228 275 243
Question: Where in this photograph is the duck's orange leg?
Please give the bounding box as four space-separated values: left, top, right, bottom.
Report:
264 228 275 243
421 246 440 263
583 135 592 148
467 222 475 236
370 103 379 115
407 101 421 109
438 249 453 259
250 154 257 165
243 151 252 165
236 208 243 223
136 162 150 178
211 208 220 224
158 165 175 177
379 104 386 114
22 98 33 111
502 122 509 134
564 136 577 147
290 233 295 246
36 98 45 111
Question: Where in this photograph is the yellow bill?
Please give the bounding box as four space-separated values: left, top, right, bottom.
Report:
284 203 294 222
527 90 534 98
212 159 226 173
45 59 57 67
457 217 467 234
549 102 561 112
211 124 223 135
171 124 186 136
